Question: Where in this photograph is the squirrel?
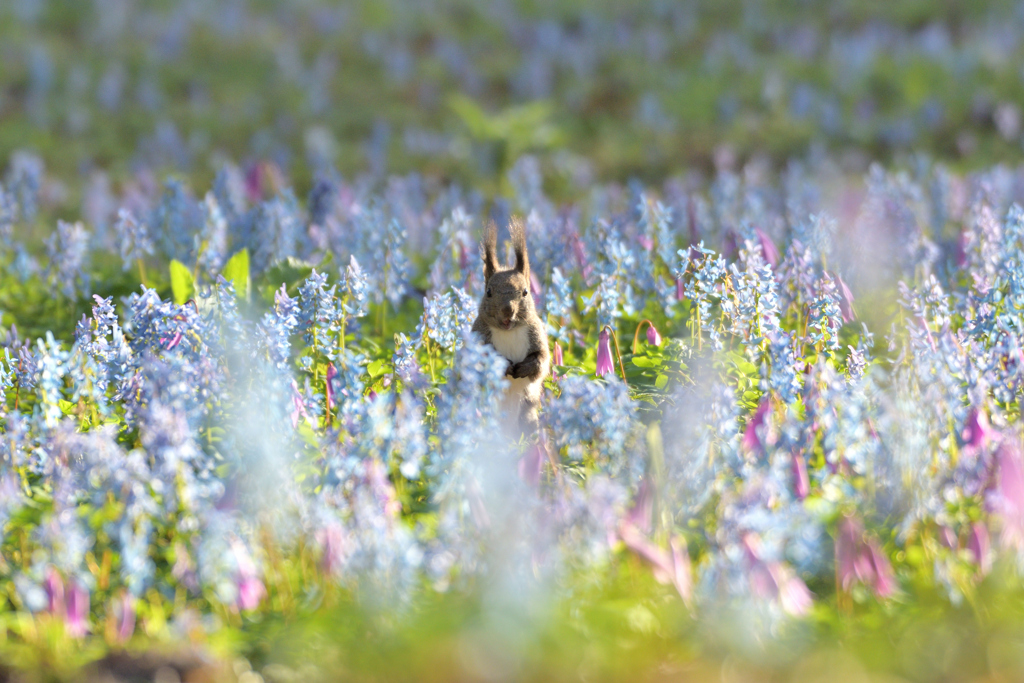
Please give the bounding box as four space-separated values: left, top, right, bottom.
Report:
471 216 550 436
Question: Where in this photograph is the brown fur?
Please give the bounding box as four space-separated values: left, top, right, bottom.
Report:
471 216 549 435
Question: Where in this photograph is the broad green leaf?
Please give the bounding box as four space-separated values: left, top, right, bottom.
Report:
368 359 388 377
169 259 195 305
655 374 668 390
630 356 661 368
222 248 250 301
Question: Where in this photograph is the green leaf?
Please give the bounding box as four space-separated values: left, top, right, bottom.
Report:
261 254 330 302
58 399 76 416
222 248 250 301
367 359 388 378
169 259 194 305
655 374 668 390
630 356 661 368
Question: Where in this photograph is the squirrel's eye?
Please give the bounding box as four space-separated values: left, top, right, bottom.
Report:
522 289 528 297
486 288 492 297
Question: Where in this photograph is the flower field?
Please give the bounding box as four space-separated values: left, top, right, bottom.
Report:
5 2 1024 682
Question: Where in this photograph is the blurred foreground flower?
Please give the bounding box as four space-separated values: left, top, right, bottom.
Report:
518 438 546 487
66 581 89 638
742 533 813 616
231 542 266 612
835 514 895 598
791 451 810 500
742 399 771 455
836 273 856 323
993 440 1024 550
756 227 779 267
113 591 136 643
618 521 692 606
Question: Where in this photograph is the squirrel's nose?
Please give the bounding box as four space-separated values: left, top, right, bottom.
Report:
501 304 514 319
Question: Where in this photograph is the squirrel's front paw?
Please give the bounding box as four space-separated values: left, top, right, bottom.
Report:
510 356 541 379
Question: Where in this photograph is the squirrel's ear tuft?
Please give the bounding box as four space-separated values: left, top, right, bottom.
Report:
510 215 529 278
483 221 498 281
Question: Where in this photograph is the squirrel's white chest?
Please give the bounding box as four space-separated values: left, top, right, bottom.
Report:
489 325 530 363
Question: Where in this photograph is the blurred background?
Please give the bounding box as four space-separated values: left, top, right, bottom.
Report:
3 0 1024 199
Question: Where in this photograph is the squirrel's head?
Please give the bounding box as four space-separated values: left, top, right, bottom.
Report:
479 216 535 331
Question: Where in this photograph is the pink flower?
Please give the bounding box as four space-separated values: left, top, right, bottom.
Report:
742 399 771 455
65 581 89 638
618 522 692 606
963 407 995 453
530 271 543 307
646 323 662 347
676 278 684 302
595 328 614 377
231 541 266 612
968 522 992 575
755 227 779 267
624 478 653 534
115 591 136 643
326 362 338 411
317 524 346 576
165 330 183 350
290 380 309 429
791 451 810 500
44 566 64 615
836 273 856 323
553 341 563 368
937 525 957 549
741 534 813 616
237 575 266 612
518 440 545 487
994 440 1024 550
835 514 895 598
244 162 264 203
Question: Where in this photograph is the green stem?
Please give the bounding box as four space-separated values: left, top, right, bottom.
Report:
605 325 628 383
137 258 148 288
632 319 654 355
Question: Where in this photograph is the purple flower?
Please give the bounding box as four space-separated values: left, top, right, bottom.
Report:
553 341 563 368
595 328 614 377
